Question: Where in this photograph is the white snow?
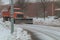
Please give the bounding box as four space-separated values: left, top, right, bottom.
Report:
0 24 10 40
0 18 32 40
33 16 60 26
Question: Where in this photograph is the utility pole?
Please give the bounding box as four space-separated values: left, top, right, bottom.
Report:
10 0 14 34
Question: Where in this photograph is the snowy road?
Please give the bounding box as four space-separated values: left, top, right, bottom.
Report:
15 24 60 40
0 18 60 40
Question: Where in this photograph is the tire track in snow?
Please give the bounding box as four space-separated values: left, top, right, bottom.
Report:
22 24 60 32
25 24 60 31
25 25 60 40
16 25 59 40
26 25 60 40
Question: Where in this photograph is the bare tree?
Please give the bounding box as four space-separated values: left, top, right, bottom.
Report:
41 0 50 20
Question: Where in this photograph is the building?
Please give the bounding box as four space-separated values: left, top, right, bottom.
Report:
2 0 60 17
25 2 55 17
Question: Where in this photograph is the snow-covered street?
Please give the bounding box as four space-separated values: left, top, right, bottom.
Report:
14 16 60 40
0 18 60 40
15 24 60 40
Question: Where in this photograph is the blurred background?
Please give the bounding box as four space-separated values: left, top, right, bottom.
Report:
0 0 60 18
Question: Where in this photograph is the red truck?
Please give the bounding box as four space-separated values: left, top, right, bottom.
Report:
2 7 33 24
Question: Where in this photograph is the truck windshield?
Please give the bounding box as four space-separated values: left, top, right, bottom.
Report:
17 14 24 18
14 10 23 12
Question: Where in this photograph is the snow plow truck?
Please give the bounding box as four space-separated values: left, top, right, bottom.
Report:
2 7 33 24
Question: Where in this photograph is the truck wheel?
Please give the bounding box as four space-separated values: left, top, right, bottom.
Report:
3 17 5 22
5 17 8 21
14 19 15 24
3 17 8 21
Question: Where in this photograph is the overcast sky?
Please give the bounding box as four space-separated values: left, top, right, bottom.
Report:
2 0 16 5
1 0 59 5
2 0 10 5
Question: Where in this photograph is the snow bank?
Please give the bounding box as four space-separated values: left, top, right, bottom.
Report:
8 27 32 40
0 24 10 40
0 19 32 40
33 16 60 26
